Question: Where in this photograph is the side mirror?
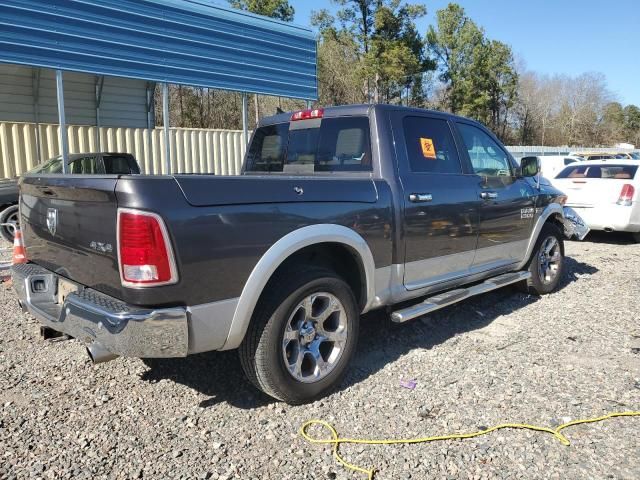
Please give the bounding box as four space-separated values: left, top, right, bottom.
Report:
520 156 540 177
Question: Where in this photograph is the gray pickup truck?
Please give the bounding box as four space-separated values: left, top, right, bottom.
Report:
13 104 582 403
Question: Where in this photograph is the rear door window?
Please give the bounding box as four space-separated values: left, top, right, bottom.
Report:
245 117 372 173
402 116 462 174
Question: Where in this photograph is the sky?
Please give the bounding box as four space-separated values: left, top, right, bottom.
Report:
288 0 640 106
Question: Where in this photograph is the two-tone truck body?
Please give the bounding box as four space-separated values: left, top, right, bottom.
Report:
13 104 582 403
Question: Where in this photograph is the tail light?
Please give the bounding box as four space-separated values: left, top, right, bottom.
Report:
117 208 178 287
291 108 323 121
617 184 635 206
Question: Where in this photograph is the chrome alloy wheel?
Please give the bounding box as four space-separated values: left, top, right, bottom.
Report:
537 235 561 284
282 292 348 383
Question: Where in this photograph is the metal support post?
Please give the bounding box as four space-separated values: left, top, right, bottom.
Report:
56 70 69 174
162 82 171 175
242 93 249 147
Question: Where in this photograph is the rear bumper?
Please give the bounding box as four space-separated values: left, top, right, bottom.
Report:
569 204 640 233
12 263 189 358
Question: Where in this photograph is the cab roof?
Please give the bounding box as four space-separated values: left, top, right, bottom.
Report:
259 104 482 127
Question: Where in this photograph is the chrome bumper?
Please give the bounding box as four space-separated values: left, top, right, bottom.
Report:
12 263 188 358
561 206 590 241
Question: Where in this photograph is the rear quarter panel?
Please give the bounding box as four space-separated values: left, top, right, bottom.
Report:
115 176 394 307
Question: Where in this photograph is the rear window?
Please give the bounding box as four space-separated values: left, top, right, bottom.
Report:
585 155 614 161
556 164 638 179
245 117 372 173
69 156 98 174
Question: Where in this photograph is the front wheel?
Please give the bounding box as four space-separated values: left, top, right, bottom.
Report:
239 266 359 404
521 223 564 295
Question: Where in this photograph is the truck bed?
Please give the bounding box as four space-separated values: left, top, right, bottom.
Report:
20 173 390 307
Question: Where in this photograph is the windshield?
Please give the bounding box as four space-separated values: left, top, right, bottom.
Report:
29 156 63 174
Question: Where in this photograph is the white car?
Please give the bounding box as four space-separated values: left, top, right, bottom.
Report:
537 155 580 179
552 160 640 242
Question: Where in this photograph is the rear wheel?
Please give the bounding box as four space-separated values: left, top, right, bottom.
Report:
521 223 564 295
239 266 359 404
0 204 19 243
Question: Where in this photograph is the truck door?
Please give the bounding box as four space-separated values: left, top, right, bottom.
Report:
454 121 536 268
392 112 481 290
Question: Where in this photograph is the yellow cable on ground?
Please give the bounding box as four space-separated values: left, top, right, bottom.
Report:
299 411 640 480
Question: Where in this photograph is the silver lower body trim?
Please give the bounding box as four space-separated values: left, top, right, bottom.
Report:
373 260 522 309
187 297 238 354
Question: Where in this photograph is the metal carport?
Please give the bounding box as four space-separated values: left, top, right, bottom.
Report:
0 0 318 173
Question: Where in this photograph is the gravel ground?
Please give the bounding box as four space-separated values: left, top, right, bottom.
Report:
1 233 639 480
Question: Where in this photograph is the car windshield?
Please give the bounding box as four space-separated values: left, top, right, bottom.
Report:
29 156 63 174
630 152 640 160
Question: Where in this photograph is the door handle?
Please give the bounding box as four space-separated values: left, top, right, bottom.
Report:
480 191 498 200
409 193 433 203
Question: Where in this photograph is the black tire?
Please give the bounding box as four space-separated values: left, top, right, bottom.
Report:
632 232 640 243
520 223 565 295
0 204 19 243
239 265 359 404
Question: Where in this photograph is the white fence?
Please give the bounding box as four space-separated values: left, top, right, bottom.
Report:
0 122 246 178
2 122 635 179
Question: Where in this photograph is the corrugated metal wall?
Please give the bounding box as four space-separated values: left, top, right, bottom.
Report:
0 122 245 177
0 64 151 127
0 0 318 100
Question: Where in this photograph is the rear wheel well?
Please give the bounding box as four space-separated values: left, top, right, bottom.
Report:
260 242 367 312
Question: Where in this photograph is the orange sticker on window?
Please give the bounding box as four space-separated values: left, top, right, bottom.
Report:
420 138 436 159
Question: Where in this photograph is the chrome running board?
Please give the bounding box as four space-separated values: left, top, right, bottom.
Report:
391 271 531 323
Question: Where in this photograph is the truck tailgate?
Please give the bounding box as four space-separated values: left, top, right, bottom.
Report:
19 175 122 297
